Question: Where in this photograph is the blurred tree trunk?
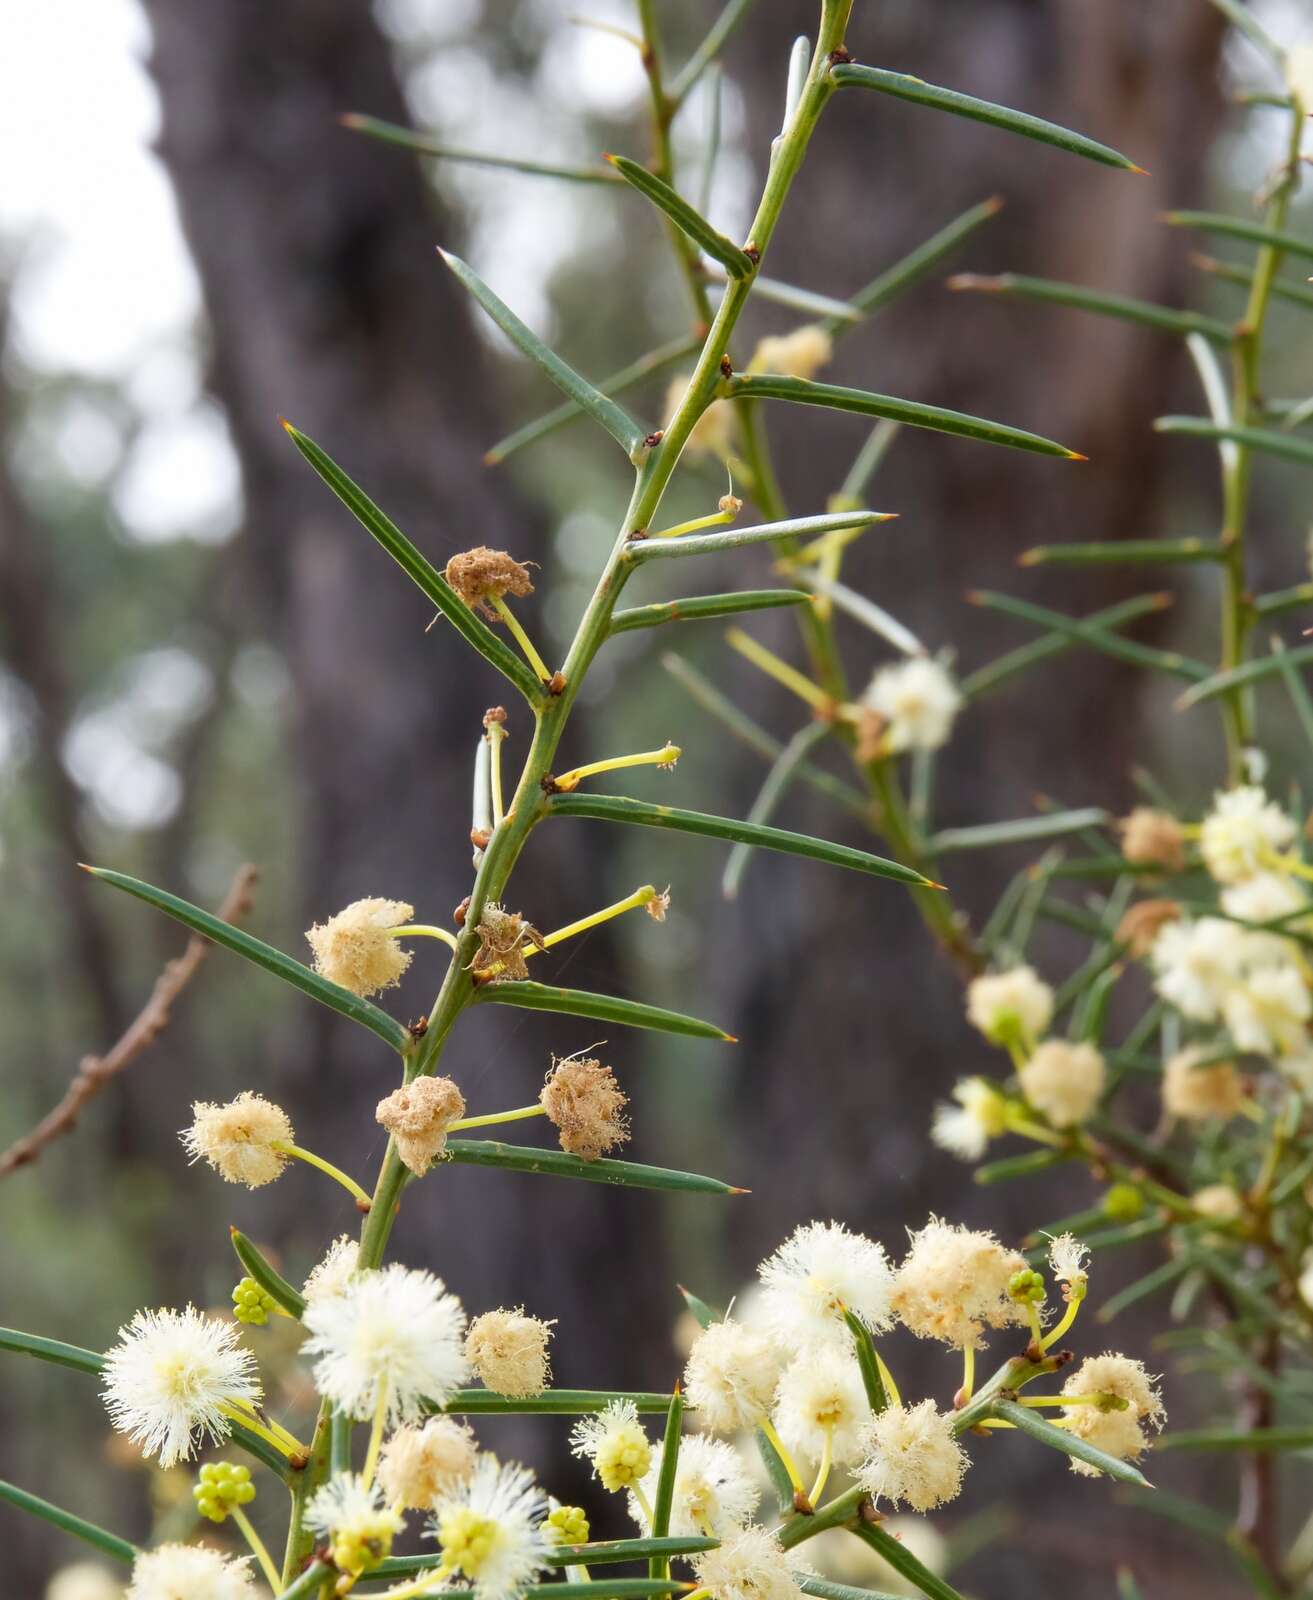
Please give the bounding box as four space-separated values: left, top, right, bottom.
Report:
138 0 658 1427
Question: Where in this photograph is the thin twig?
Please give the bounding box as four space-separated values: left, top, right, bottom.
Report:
0 864 259 1177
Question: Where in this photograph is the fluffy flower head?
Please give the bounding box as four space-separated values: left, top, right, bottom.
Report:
466 1308 554 1397
376 1075 466 1177
757 1220 893 1345
1119 808 1186 872
859 1400 968 1512
101 1306 261 1468
692 1525 803 1600
306 1472 404 1577
931 1077 1008 1160
1061 1353 1164 1476
683 1318 785 1434
1161 1048 1246 1124
1200 786 1294 885
861 657 962 754
631 1434 757 1537
965 966 1053 1047
540 1056 629 1160
303 1263 469 1424
1150 916 1250 1021
126 1546 254 1600
1018 1040 1105 1129
1192 1184 1242 1223
378 1417 478 1511
891 1219 1026 1350
773 1345 870 1466
305 897 413 997
1222 961 1311 1057
180 1092 293 1188
570 1400 652 1492
48 1564 125 1600
431 1457 550 1600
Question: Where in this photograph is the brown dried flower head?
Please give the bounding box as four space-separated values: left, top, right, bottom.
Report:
1116 898 1182 959
466 1307 555 1397
541 1055 630 1160
181 1091 293 1188
305 897 414 997
471 903 546 981
444 547 534 621
1119 807 1186 873
375 1075 467 1176
1162 1046 1247 1123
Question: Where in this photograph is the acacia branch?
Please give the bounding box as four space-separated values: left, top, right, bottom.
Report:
0 864 259 1178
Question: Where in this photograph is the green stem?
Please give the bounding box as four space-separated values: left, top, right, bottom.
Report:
1217 104 1305 781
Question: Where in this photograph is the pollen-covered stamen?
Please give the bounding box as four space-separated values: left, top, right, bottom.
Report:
552 746 680 792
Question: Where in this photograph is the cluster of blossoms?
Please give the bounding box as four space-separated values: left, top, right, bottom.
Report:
90 1213 1160 1598
935 792 1313 1170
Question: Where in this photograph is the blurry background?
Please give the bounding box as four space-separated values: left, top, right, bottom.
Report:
2 0 1311 1593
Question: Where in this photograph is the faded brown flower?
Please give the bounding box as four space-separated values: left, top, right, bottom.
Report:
445 547 534 621
376 1076 467 1176
541 1056 630 1160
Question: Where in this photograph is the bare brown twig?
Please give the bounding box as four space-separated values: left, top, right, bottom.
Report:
0 864 259 1178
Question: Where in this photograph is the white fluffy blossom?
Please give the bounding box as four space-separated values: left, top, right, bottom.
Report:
1222 961 1311 1057
859 1400 968 1511
931 1077 1008 1160
431 1457 551 1600
692 1525 803 1600
126 1546 254 1600
1017 1041 1105 1128
101 1307 261 1468
630 1434 757 1537
861 657 963 754
683 1319 785 1434
1047 1233 1089 1291
1150 917 1251 1021
891 1219 1026 1350
773 1345 871 1466
378 1416 479 1510
302 1264 469 1425
180 1092 293 1188
965 966 1053 1047
757 1221 893 1345
1200 787 1295 885
1060 1354 1164 1476
570 1400 652 1493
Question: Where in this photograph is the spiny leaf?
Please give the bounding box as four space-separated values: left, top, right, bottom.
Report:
473 979 733 1041
794 570 924 655
973 1149 1070 1185
1165 210 1313 263
373 1540 719 1583
610 590 810 634
990 1399 1151 1485
624 509 896 563
650 1390 686 1575
1253 582 1313 618
282 421 543 705
546 792 937 886
678 1285 720 1329
83 866 410 1053
606 154 754 277
928 808 1109 855
948 273 1231 342
968 590 1208 681
0 1479 137 1566
670 0 757 102
437 1389 674 1415
830 196 1003 330
961 593 1171 699
486 334 701 465
1175 642 1313 709
1158 1424 1313 1451
340 115 622 183
726 373 1083 459
1155 415 1313 469
440 250 648 459
830 63 1142 173
443 1138 743 1195
1020 537 1225 568
230 1229 307 1318
848 1522 969 1600
0 1326 104 1376
1192 252 1313 312
800 1579 908 1600
712 271 864 322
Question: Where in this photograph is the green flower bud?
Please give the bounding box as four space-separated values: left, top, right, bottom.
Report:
1102 1183 1144 1223
232 1276 277 1326
1007 1267 1046 1306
